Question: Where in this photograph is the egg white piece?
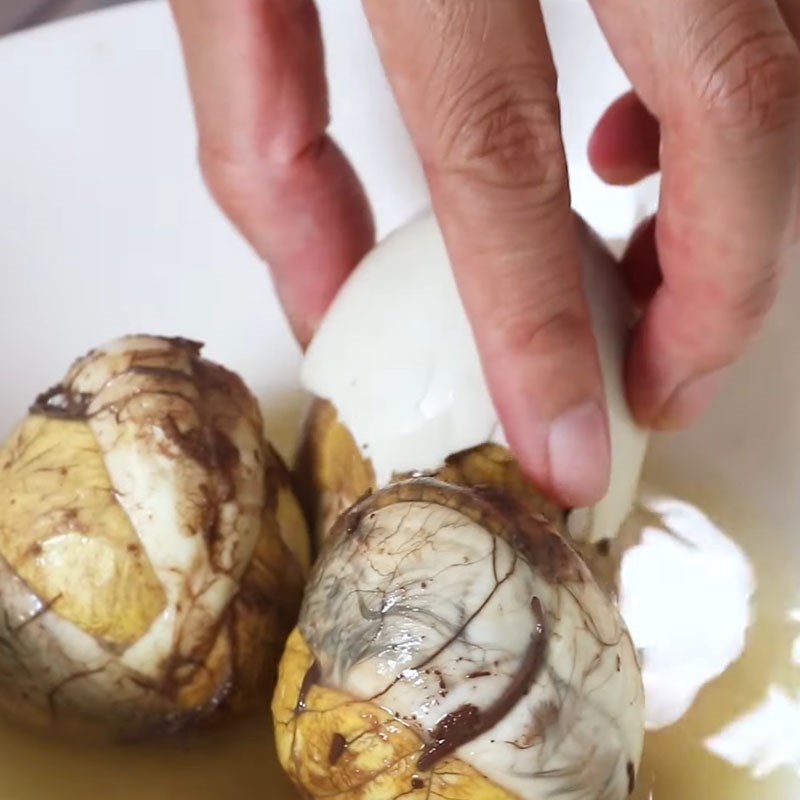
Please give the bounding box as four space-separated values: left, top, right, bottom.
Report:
303 212 648 542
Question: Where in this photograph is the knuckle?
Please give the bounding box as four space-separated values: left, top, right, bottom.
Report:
493 297 588 359
673 265 780 365
198 141 253 214
689 13 800 137
428 65 568 199
729 261 781 328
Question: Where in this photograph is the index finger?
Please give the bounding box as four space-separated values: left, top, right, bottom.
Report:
361 0 610 506
170 0 374 345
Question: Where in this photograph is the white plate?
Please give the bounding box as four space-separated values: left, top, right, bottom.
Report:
0 2 797 798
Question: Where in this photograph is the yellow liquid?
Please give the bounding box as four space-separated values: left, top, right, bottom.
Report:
630 473 800 799
0 716 294 800
0 474 797 800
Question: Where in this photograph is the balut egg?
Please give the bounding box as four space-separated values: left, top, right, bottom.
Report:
273 478 645 800
0 335 309 738
273 214 647 798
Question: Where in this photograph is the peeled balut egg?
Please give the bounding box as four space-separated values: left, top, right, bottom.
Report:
273 478 645 800
0 335 309 738
297 212 648 568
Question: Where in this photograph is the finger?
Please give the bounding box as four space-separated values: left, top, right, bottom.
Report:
170 0 374 345
590 0 800 426
621 215 661 305
361 0 609 507
778 0 800 37
778 0 800 239
589 91 661 185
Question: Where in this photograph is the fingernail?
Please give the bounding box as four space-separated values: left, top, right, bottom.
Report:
654 369 725 429
548 401 610 507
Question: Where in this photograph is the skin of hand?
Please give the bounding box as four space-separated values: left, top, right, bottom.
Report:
169 0 800 510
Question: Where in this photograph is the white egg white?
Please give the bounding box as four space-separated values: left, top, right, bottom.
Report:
303 212 649 543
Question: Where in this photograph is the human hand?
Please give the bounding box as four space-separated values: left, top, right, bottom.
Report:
170 0 800 509
588 0 800 433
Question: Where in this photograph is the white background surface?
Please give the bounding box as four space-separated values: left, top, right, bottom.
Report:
0 0 796 545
